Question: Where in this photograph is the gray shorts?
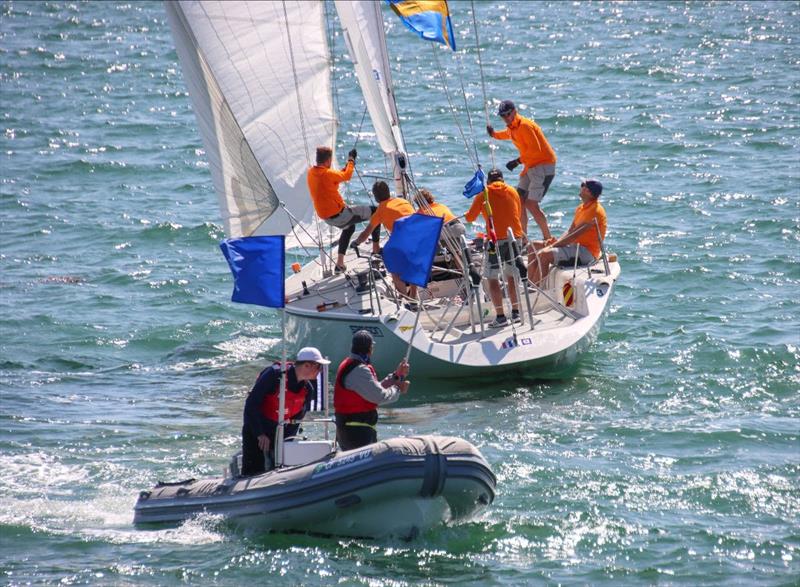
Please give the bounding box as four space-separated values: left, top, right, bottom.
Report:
323 204 373 229
517 163 556 202
482 238 520 279
552 243 595 265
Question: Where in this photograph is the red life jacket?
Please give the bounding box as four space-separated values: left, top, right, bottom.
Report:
334 357 378 414
259 363 308 422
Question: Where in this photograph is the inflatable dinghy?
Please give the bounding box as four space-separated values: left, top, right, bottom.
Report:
134 435 495 539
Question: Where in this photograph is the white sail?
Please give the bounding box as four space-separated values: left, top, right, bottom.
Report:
334 0 407 189
165 0 336 238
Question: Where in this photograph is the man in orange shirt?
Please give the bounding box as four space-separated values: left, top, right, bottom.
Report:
352 181 415 298
465 169 524 328
415 189 465 241
487 100 556 242
527 179 607 285
307 146 379 272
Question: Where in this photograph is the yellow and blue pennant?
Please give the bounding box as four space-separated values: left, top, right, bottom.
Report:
386 0 456 51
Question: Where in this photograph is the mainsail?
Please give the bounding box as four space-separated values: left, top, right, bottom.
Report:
165 0 336 239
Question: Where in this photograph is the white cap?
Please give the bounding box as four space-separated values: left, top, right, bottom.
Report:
295 347 331 364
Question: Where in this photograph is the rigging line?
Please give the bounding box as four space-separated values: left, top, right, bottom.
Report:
455 50 481 167
430 44 478 170
343 106 369 206
282 0 311 166
352 104 369 152
470 0 495 168
354 167 377 205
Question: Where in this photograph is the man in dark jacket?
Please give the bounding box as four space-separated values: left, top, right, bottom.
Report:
241 347 330 476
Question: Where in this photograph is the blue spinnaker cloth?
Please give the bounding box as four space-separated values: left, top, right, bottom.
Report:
463 168 486 198
219 235 285 308
382 213 444 288
386 0 456 51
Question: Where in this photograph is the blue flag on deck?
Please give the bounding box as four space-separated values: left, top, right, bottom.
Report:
382 213 444 288
463 168 486 198
219 236 285 308
386 0 456 51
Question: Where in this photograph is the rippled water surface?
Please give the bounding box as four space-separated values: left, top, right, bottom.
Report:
1 1 798 585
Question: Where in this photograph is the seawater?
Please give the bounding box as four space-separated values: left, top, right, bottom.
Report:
1 1 798 585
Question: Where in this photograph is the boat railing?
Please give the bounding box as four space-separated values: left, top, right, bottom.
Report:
595 218 611 277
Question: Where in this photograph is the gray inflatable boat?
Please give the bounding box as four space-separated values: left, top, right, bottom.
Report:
134 435 496 539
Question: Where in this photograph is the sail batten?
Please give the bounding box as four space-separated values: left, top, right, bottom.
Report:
166 0 335 238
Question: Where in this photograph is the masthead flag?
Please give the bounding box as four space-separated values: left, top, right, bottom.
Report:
386 0 456 51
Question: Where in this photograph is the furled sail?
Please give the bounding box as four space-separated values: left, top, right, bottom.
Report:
165 1 336 238
334 1 408 189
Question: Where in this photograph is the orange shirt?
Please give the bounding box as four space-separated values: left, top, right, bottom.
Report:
492 114 556 172
420 201 456 223
571 199 607 258
465 181 523 240
307 160 354 219
367 197 414 232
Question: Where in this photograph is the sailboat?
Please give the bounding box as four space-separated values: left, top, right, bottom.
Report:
164 0 621 381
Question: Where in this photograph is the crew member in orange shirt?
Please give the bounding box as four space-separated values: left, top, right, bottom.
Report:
415 189 465 242
487 100 556 242
527 179 607 285
352 181 415 299
465 168 524 328
307 146 379 273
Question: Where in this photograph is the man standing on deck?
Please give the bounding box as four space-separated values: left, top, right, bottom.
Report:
307 146 380 273
334 330 410 451
241 347 330 476
527 179 607 285
465 168 524 328
487 100 556 242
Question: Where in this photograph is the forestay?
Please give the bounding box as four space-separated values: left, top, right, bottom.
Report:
165 0 336 238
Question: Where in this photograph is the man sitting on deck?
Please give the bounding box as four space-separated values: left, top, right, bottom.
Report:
415 188 466 242
307 146 380 273
527 179 607 286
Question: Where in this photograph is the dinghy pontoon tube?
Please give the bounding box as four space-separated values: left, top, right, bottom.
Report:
134 435 496 538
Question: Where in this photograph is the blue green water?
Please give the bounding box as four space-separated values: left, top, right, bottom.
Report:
1 1 798 585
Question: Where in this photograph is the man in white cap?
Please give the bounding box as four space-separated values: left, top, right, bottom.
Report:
241 347 331 476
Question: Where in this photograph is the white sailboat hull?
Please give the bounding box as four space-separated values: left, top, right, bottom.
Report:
284 252 620 379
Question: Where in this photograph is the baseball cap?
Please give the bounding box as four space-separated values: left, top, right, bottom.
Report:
581 179 603 197
295 347 331 364
351 330 374 355
497 100 515 116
